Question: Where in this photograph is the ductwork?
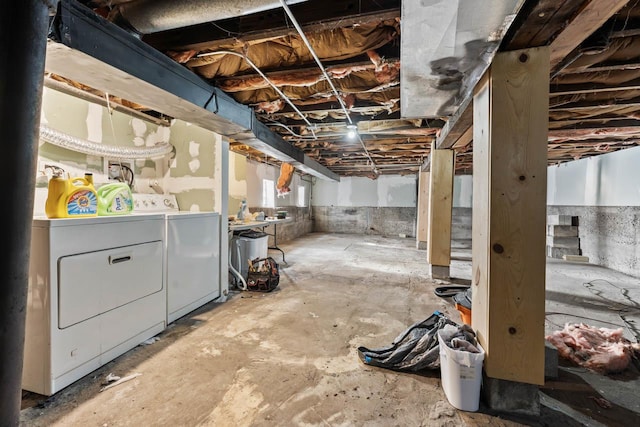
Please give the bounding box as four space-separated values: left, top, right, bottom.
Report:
115 0 309 35
46 0 338 181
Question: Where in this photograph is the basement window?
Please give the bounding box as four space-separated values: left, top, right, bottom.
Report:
297 186 306 207
262 179 275 208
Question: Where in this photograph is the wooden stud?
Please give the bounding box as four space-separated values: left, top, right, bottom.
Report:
472 47 549 386
427 144 454 268
416 171 430 250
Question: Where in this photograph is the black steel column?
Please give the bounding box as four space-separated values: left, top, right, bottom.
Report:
0 1 52 423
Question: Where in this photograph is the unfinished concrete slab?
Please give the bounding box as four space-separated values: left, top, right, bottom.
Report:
20 233 640 426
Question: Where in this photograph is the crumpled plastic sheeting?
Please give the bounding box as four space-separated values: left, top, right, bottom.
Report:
357 312 459 372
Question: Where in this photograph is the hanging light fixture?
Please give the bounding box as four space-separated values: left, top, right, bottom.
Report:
346 124 358 139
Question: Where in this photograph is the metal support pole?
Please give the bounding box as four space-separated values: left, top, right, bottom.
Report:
0 1 51 422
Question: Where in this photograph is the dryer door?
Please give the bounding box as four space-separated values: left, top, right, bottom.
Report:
58 240 163 329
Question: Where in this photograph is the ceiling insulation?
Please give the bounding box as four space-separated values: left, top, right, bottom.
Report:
62 0 640 176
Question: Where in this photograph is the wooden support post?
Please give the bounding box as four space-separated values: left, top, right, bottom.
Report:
472 47 549 385
416 171 430 250
427 144 454 279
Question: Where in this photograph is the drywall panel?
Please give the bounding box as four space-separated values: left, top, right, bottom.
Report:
313 174 471 208
167 121 218 212
243 159 310 212
38 86 169 188
38 86 226 215
548 146 640 206
228 151 247 215
312 176 416 207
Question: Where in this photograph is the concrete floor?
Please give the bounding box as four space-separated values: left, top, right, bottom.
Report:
20 233 640 426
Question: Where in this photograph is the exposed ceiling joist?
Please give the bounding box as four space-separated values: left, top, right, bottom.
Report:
557 61 640 74
551 78 640 96
548 0 631 72
47 0 338 181
65 0 640 175
499 0 585 50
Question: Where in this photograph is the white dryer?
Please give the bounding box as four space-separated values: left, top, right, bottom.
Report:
24 214 167 396
133 194 221 324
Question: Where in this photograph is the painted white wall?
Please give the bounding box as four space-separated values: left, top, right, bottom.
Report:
453 175 473 208
312 175 417 207
229 156 311 213
312 174 472 208
548 145 640 206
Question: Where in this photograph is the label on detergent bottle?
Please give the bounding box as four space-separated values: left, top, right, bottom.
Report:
67 190 98 216
110 193 133 213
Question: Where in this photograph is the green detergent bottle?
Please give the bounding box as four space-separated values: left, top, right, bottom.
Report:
97 182 134 215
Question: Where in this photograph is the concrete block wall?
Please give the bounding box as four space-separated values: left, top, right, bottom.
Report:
249 206 313 244
311 206 473 242
546 215 581 259
547 206 640 277
452 207 472 247
312 206 416 237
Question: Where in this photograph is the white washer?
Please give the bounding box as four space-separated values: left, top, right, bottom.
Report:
24 214 167 396
133 194 221 324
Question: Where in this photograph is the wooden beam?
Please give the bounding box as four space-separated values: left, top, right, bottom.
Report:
548 125 640 140
420 154 430 172
416 171 430 250
434 96 473 150
549 100 640 112
426 144 454 278
500 0 582 50
472 47 549 385
548 0 631 71
550 78 640 96
452 126 474 149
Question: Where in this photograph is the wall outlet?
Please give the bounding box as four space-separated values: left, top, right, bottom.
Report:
104 159 134 183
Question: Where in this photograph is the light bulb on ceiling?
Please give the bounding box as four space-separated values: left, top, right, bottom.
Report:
346 124 358 139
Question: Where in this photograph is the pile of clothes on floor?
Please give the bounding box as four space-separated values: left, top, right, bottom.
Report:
546 323 640 374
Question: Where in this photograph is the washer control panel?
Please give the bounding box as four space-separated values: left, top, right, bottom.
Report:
132 193 179 212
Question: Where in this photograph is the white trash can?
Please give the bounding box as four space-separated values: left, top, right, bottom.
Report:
231 231 268 278
437 329 485 411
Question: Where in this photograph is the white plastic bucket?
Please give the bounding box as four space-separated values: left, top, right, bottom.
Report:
438 330 485 412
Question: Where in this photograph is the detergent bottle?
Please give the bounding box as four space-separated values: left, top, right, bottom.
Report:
44 165 98 218
97 182 134 216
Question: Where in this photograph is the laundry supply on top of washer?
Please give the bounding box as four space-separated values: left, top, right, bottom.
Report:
237 199 251 221
44 165 98 218
97 182 134 216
